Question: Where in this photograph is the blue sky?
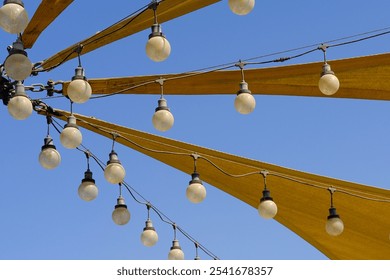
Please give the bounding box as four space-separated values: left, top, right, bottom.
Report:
0 0 390 260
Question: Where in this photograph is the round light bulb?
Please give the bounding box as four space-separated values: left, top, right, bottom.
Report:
234 92 256 114
7 94 32 120
326 208 344 236
146 35 171 62
258 200 278 219
112 197 130 225
326 217 344 236
104 151 126 184
0 1 28 34
234 82 255 114
60 116 82 149
152 97 174 131
140 219 159 247
319 73 340 96
78 171 98 202
67 79 92 104
168 240 185 260
152 109 174 131
4 52 32 81
228 0 255 16
186 173 206 203
38 137 61 170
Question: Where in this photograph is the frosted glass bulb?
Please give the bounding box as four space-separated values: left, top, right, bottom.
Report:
326 217 344 236
140 220 159 247
7 94 32 120
146 36 171 62
168 240 184 260
60 126 82 149
112 197 130 225
152 109 174 131
39 142 61 170
4 53 32 81
104 163 125 184
78 180 98 202
319 73 340 95
186 182 206 204
228 0 255 15
235 92 256 114
258 200 278 219
0 2 28 34
67 79 92 103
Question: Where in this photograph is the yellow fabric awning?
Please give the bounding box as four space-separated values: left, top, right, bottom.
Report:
64 52 390 101
45 108 390 260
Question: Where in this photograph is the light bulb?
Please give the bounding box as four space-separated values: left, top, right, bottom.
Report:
104 151 126 184
258 189 277 219
326 207 344 236
168 240 185 260
146 24 171 62
112 196 130 225
60 115 82 149
78 170 98 202
140 219 159 247
4 39 32 81
38 136 61 170
186 172 206 203
67 67 92 103
7 82 32 120
319 63 340 95
0 0 28 34
152 97 174 131
228 0 255 16
234 81 256 114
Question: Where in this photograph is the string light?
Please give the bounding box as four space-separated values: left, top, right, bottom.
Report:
152 79 174 131
66 45 92 104
186 154 206 203
326 187 344 236
228 0 255 16
234 61 256 114
60 114 83 149
4 37 32 81
318 44 340 96
78 152 98 202
7 81 33 120
258 170 278 219
140 204 159 247
38 116 61 170
145 1 171 62
112 184 131 225
104 136 126 184
0 0 28 34
168 225 185 260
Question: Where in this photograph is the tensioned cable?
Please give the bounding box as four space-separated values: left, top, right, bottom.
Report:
77 26 390 101
35 1 155 73
49 108 390 204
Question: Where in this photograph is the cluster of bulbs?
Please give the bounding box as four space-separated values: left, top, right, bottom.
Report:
36 117 206 259
1 0 344 259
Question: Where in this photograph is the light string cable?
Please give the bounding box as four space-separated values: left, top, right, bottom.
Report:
85 26 390 101
41 101 390 206
52 109 390 204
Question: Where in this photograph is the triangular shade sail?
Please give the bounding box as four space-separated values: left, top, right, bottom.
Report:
63 52 390 101
39 0 221 70
43 108 390 259
22 0 74 49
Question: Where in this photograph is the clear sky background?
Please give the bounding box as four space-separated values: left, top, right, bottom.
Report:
0 0 390 260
